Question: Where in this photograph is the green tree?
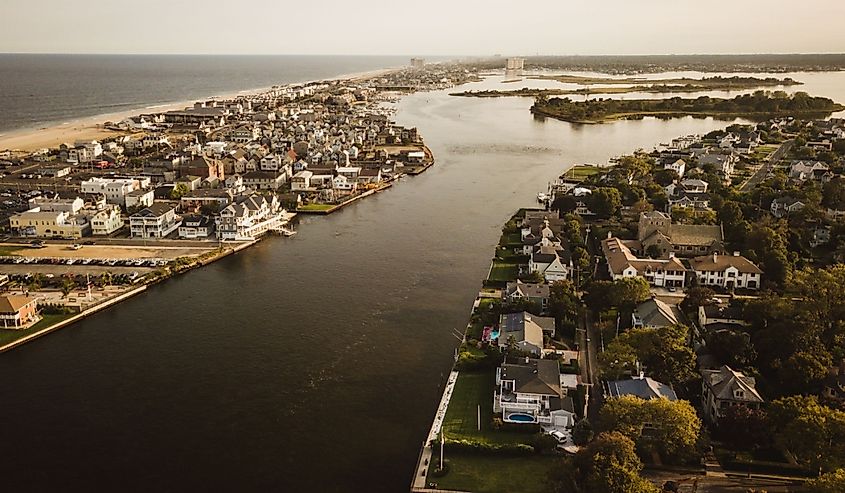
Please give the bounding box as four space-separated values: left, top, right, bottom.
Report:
588 187 623 219
716 405 771 451
705 329 756 369
611 277 650 312
613 325 697 385
170 183 190 200
571 418 594 446
549 280 579 324
571 432 659 493
599 396 701 461
769 396 845 472
681 286 715 311
583 280 614 313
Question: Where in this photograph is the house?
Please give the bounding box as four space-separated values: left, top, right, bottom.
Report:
88 205 124 235
698 304 748 329
497 311 555 355
664 158 686 178
789 161 831 182
503 280 550 309
291 170 313 191
242 171 285 191
494 358 576 427
528 245 573 282
606 374 678 401
701 365 764 423
638 211 723 258
80 177 143 207
689 252 762 290
180 189 233 213
602 235 687 288
129 203 181 238
770 197 805 218
668 191 711 210
125 188 155 210
215 194 283 241
178 214 215 239
0 295 38 329
632 297 683 329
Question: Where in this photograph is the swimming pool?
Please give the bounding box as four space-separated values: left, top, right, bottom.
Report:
506 413 536 423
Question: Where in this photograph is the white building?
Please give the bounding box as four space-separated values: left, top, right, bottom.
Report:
88 205 124 235
689 252 762 290
80 177 144 207
129 203 181 238
602 235 687 288
215 194 284 241
494 358 575 428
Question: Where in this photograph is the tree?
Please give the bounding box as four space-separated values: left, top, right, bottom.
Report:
170 183 190 200
806 469 845 493
570 432 659 493
611 277 650 312
583 280 614 313
682 287 715 311
549 280 579 324
599 340 638 379
612 325 697 385
599 397 701 460
769 396 845 472
588 187 622 219
705 329 756 369
716 405 770 450
653 169 679 187
552 195 578 214
571 419 594 446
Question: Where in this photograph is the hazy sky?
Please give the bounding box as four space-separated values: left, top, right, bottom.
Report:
3 0 844 55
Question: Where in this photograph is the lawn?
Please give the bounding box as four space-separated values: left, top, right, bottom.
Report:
0 313 75 347
428 454 559 493
0 245 22 256
442 371 534 446
297 203 335 211
487 261 518 282
562 165 602 181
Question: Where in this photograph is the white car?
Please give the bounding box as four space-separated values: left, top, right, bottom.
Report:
547 429 568 442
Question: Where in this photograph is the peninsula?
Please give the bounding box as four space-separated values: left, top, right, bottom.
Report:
530 91 844 124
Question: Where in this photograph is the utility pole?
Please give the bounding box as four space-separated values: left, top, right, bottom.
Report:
439 428 444 470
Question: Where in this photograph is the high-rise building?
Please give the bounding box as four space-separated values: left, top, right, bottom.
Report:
506 57 525 70
410 58 425 69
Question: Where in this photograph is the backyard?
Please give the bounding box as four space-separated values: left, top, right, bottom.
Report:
428 454 559 493
0 313 75 347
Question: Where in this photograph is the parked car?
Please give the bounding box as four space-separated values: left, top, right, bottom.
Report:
547 429 568 443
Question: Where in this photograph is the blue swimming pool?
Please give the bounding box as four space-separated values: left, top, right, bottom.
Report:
506 413 535 423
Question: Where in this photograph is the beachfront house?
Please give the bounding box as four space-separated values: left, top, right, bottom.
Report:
129 203 181 238
494 358 576 427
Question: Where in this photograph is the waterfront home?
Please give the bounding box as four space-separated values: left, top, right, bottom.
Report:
291 170 313 191
178 214 215 239
631 297 683 329
701 365 764 424
332 174 357 193
129 203 181 238
88 205 124 235
528 244 573 282
689 252 762 290
601 235 687 288
0 295 38 330
606 374 678 401
503 280 550 309
357 167 383 186
215 194 283 241
497 311 555 355
494 358 576 427
637 211 723 258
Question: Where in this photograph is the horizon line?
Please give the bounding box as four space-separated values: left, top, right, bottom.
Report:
2 52 845 57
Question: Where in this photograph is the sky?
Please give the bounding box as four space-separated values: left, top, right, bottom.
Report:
2 0 844 56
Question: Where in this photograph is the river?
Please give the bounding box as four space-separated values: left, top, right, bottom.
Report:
1 71 844 492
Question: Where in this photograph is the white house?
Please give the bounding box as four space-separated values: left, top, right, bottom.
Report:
689 252 762 290
129 203 181 238
529 245 572 282
88 205 124 235
664 158 686 178
602 235 687 288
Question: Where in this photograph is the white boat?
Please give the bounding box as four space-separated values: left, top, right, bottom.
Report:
537 192 549 203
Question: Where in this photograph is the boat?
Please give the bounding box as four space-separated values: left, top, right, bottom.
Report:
537 192 549 203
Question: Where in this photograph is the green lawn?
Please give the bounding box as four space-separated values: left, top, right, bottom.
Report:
443 372 534 446
297 203 335 211
562 165 602 181
428 454 560 493
0 313 75 347
488 261 518 282
499 232 522 247
0 245 22 256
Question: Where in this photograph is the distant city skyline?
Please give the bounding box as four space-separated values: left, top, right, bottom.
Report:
3 0 844 56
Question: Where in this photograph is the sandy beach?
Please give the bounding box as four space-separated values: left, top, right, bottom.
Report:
0 66 403 153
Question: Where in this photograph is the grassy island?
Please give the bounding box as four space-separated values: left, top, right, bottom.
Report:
530 91 845 124
451 76 802 98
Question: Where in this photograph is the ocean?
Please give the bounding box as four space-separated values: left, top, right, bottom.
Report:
0 54 412 133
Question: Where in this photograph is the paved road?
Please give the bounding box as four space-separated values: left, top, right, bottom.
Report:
740 140 793 192
578 309 602 423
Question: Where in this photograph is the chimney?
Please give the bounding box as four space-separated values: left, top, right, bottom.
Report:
525 356 530 364
713 252 718 263
607 231 612 239
733 251 740 257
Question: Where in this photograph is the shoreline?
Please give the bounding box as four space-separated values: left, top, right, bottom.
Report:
0 65 405 152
